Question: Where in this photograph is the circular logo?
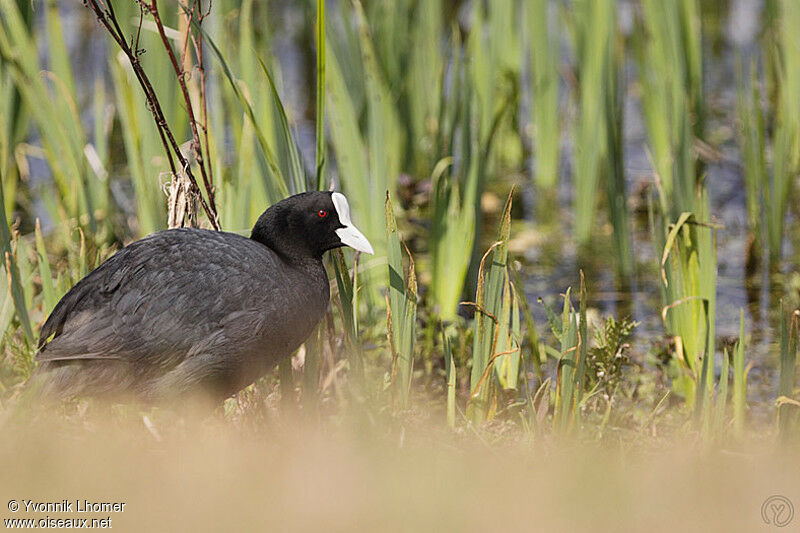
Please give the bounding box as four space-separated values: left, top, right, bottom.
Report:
762 495 794 528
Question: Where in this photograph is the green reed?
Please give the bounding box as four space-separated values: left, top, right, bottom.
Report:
526 0 560 192
571 0 632 273
637 0 704 219
766 0 800 263
467 191 517 425
735 58 766 253
541 274 587 434
386 193 417 409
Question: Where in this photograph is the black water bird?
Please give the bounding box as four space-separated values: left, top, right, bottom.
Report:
28 191 373 402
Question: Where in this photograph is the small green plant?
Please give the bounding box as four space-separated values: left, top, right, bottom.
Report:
540 273 588 434
586 316 638 393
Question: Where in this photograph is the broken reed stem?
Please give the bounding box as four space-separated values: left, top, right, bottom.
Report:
165 173 198 229
83 0 219 229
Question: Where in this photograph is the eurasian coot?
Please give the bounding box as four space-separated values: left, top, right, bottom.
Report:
29 191 373 402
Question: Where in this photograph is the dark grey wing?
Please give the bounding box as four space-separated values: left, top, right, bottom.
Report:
36 240 151 355
35 229 289 368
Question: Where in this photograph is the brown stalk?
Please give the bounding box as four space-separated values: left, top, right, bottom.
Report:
468 347 519 401
185 2 214 194
82 0 219 229
148 0 217 221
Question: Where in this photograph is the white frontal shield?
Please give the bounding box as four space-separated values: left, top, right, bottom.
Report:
332 192 374 255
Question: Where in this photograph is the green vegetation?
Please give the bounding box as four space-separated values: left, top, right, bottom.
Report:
526 0 560 192
1 0 800 451
467 190 517 425
386 192 417 408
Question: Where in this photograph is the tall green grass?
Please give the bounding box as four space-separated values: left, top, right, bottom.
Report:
765 0 800 263
569 0 611 244
0 0 107 236
637 0 721 416
735 0 800 266
526 0 560 191
735 58 766 255
568 0 632 273
325 0 402 261
386 193 417 409
658 214 718 413
637 0 704 219
467 191 517 425
733 310 748 439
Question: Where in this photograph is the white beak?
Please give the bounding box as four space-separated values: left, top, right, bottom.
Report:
336 224 374 255
332 192 374 255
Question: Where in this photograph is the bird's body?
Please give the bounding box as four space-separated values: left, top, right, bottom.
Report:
27 192 373 403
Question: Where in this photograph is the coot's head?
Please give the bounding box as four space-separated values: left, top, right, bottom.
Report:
251 191 374 259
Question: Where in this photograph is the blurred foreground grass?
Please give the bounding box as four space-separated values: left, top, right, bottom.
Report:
0 410 798 532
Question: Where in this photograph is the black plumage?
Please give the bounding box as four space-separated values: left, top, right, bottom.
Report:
28 191 373 402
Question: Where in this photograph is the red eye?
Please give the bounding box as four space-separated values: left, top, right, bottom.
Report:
318 210 328 218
